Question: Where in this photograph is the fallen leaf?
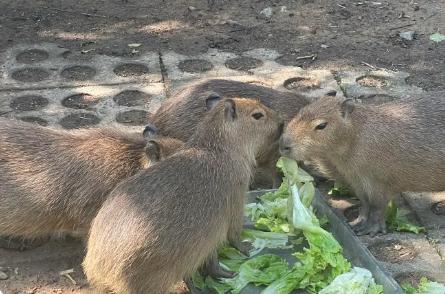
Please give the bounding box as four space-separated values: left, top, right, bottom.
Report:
430 32 445 43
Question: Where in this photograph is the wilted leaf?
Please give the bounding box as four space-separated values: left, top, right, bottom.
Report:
430 33 445 43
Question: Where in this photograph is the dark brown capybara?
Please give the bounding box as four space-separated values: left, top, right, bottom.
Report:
150 78 312 188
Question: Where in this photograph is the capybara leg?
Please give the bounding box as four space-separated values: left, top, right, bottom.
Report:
200 251 235 279
349 204 369 232
0 235 50 251
356 203 388 236
229 240 252 257
355 186 390 236
348 182 371 232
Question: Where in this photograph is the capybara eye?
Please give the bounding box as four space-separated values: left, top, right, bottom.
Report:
315 122 327 130
252 112 264 120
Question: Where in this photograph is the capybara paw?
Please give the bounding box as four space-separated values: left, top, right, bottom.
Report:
349 216 366 231
0 235 49 251
355 219 387 236
207 265 236 279
233 241 252 257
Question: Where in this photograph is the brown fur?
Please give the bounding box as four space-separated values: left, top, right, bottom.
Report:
0 119 184 239
280 92 445 235
83 98 283 294
150 78 310 188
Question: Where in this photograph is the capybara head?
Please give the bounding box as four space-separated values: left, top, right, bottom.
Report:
279 96 355 162
203 96 284 156
142 123 184 163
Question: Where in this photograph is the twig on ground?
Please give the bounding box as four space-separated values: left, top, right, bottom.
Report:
60 268 77 285
295 54 317 61
50 8 107 18
389 23 414 30
360 61 377 70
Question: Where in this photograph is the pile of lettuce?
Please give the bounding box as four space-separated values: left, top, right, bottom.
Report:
402 277 445 294
193 157 383 294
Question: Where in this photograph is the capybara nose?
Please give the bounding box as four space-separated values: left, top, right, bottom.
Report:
279 136 292 155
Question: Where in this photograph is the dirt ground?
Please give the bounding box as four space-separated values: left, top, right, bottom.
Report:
0 0 444 293
1 0 444 90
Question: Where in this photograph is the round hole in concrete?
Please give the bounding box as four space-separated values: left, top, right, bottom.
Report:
343 205 360 223
10 95 49 111
224 57 263 71
283 77 321 91
62 93 100 109
431 200 445 216
59 113 101 129
178 59 213 73
113 90 152 107
11 68 50 82
357 94 398 105
19 116 49 126
113 63 149 77
16 49 49 64
116 110 150 126
356 75 389 88
368 240 417 263
61 65 96 81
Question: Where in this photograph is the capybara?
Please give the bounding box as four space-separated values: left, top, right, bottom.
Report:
280 92 445 235
150 78 311 188
83 97 283 294
0 119 184 241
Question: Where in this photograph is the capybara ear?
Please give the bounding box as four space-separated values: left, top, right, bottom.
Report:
326 90 337 97
145 140 161 162
205 93 222 110
143 123 159 139
340 98 354 118
224 99 237 121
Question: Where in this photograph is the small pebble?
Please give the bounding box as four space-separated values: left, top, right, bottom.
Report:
399 31 415 41
259 7 273 19
0 270 8 280
394 244 402 251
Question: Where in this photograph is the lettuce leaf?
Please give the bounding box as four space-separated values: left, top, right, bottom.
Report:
241 229 290 256
222 254 290 294
319 267 383 294
402 277 445 294
386 200 425 234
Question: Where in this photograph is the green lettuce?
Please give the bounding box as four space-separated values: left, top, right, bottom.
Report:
218 246 249 272
241 229 290 256
222 254 290 294
402 277 445 294
319 267 383 294
262 158 351 294
386 200 425 234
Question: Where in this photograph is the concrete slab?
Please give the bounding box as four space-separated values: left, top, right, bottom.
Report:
0 43 162 91
162 48 342 99
403 192 445 260
336 69 423 102
0 83 165 130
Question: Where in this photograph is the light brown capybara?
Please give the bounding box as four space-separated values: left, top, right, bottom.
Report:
280 92 445 235
0 119 184 243
83 97 284 294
